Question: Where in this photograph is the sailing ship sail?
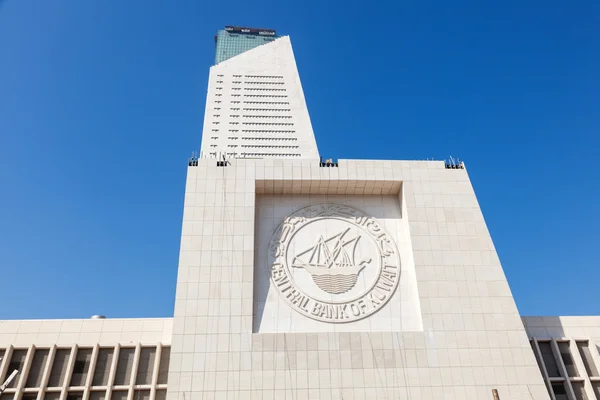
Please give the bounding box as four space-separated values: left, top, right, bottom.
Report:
292 228 371 294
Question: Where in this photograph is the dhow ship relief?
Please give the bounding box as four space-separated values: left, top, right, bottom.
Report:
291 228 371 294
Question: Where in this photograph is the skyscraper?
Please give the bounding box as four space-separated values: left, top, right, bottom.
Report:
200 26 319 160
2 26 600 400
167 27 549 399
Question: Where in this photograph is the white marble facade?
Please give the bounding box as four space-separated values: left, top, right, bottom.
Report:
167 158 551 399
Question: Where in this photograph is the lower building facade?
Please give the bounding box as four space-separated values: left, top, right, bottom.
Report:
3 316 600 399
1 159 598 400
0 318 172 400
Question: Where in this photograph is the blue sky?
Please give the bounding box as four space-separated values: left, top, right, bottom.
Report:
0 0 598 319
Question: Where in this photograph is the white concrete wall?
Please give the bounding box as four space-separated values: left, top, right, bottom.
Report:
169 158 550 399
0 318 172 347
523 316 600 340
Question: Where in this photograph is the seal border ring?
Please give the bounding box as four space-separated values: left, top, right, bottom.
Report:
267 204 401 323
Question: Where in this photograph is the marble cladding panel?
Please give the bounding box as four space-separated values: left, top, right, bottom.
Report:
168 158 550 399
0 318 173 347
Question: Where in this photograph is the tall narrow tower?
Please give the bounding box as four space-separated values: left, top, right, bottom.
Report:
167 26 550 400
200 26 320 159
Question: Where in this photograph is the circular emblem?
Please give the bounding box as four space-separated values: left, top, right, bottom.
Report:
268 204 401 323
